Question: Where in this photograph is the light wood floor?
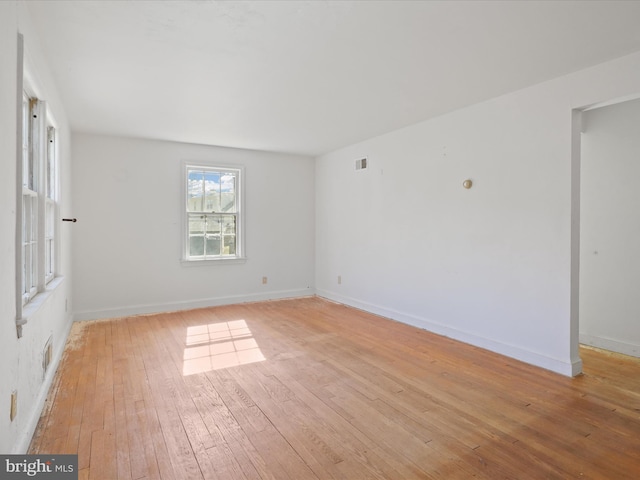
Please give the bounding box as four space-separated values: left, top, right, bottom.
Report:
30 297 640 479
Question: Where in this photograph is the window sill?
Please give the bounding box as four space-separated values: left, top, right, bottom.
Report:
20 276 65 324
180 257 247 267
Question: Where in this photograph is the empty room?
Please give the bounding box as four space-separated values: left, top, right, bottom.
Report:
2 1 640 478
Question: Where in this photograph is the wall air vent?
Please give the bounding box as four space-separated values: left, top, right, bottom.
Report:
355 157 367 170
43 336 53 379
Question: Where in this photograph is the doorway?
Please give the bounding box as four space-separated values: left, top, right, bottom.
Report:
573 97 640 366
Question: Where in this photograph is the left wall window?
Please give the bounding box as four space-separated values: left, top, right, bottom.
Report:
20 91 58 306
21 93 37 303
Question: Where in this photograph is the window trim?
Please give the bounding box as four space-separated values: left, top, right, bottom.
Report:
15 34 62 336
181 161 246 265
16 33 25 329
20 87 40 306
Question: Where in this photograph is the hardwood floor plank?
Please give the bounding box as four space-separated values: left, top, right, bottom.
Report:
230 370 345 479
112 383 132 480
211 370 318 479
222 427 282 480
88 430 105 480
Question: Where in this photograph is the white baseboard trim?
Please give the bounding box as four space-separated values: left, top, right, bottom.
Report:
316 289 581 377
73 288 315 321
13 314 74 454
580 333 640 358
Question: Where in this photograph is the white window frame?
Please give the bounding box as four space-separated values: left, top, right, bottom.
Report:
181 162 245 264
22 94 44 304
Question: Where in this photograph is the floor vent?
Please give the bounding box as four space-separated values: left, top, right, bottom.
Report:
43 336 53 378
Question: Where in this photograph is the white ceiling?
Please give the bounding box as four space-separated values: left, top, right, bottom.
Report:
26 0 640 156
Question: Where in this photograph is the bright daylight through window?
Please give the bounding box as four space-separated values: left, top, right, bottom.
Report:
182 319 264 376
184 165 242 262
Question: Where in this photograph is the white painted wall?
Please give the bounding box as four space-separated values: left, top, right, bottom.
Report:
580 99 640 357
0 1 73 453
72 134 315 320
316 51 640 376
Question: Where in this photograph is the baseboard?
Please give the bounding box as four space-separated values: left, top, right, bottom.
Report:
580 333 640 358
73 288 315 321
12 313 74 454
316 289 580 377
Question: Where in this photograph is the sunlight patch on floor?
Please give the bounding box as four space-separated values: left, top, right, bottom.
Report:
183 319 265 375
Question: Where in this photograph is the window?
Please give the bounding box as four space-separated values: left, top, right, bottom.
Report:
184 164 243 262
45 126 57 282
19 92 58 306
21 93 37 302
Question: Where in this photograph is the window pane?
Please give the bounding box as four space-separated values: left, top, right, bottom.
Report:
29 243 37 290
30 196 37 241
205 215 221 256
22 245 27 295
221 215 235 235
22 196 28 239
187 170 204 212
45 201 54 236
45 200 54 279
221 215 236 255
220 192 235 212
188 215 205 256
205 235 221 256
22 94 30 189
23 194 37 242
189 235 204 257
189 215 205 235
27 195 37 293
189 236 204 257
220 173 236 212
47 127 55 199
223 235 236 255
26 98 36 191
205 215 220 235
45 238 53 278
204 171 220 212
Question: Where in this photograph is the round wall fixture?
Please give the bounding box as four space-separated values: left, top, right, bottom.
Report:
462 179 473 189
